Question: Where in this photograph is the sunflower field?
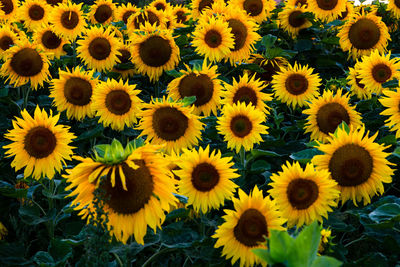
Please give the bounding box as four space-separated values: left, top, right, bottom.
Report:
1 0 400 266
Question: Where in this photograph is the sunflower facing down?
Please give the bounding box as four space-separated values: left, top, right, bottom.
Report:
192 15 234 63
246 54 289 84
127 8 166 30
338 11 390 59
88 0 116 25
175 146 239 213
213 186 286 267
307 0 347 22
64 144 177 244
130 23 180 82
4 106 75 180
278 5 312 37
49 1 86 40
388 0 400 19
92 79 142 131
0 0 18 23
312 125 394 206
217 102 268 153
347 63 373 100
357 50 400 95
18 0 50 31
33 26 67 59
137 97 204 154
0 40 51 90
76 27 122 72
0 24 19 59
271 62 321 109
167 62 223 116
303 89 362 142
112 43 136 79
379 88 400 139
50 67 98 121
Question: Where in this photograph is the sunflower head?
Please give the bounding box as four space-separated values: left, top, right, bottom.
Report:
307 0 347 22
173 5 191 27
49 1 86 40
115 2 138 24
18 0 50 31
347 63 372 100
247 54 289 84
127 8 166 30
0 24 18 59
231 0 276 23
279 4 312 37
89 0 116 25
379 88 400 139
33 26 67 59
0 0 18 23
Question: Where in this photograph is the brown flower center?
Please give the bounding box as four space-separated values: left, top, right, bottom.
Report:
152 107 188 141
198 0 214 13
396 0 400 8
1 0 14 15
105 90 132 115
233 86 258 106
122 10 134 24
348 18 381 50
24 126 57 159
46 0 63 6
372 63 392 83
94 4 113 23
289 10 306 28
155 3 166 10
114 49 132 70
139 36 172 67
176 10 187 24
102 161 154 214
28 4 44 21
228 19 248 51
61 11 79 30
329 144 373 187
41 30 62 49
316 0 338 10
316 103 350 135
287 178 319 209
88 37 111 60
230 115 253 138
10 48 43 77
191 162 220 192
243 0 263 17
63 77 92 106
133 11 160 29
0 35 13 51
234 208 268 247
204 30 222 48
178 73 214 107
285 74 309 95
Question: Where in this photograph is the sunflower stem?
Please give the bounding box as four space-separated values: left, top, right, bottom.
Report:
22 85 30 110
239 147 246 176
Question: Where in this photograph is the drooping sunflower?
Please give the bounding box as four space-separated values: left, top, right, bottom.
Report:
127 7 166 30
357 50 400 95
217 102 268 153
175 145 239 213
222 72 272 114
379 88 400 139
49 1 86 40
167 62 223 116
111 43 136 79
307 0 347 22
268 161 339 228
17 0 50 31
347 63 372 100
337 0 354 21
92 79 142 131
137 97 204 154
88 0 116 25
213 186 286 267
338 11 390 59
130 23 180 82
388 0 400 19
64 143 177 244
303 89 362 142
0 40 50 90
115 2 138 24
231 0 276 23
173 5 191 27
33 26 67 59
312 125 394 206
50 67 98 121
246 54 289 84
192 15 234 63
278 5 312 37
0 24 19 59
223 6 261 65
191 0 216 19
4 106 75 180
76 27 122 72
271 62 322 109
0 0 18 23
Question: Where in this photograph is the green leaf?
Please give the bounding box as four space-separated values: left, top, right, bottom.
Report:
382 79 398 88
334 121 350 136
261 34 277 48
369 203 400 223
294 39 313 51
321 36 340 45
33 251 54 266
0 180 27 198
269 230 293 263
252 248 275 265
111 139 124 161
250 160 270 172
75 124 104 142
290 148 323 164
311 256 342 267
94 144 108 158
49 239 73 264
181 96 197 107
250 149 281 158
377 135 397 146
166 69 184 78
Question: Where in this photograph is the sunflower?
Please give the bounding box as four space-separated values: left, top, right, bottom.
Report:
303 89 362 142
167 62 223 116
175 145 239 213
88 0 116 25
76 27 122 72
191 0 216 19
338 11 390 59
347 63 372 100
173 5 191 27
127 7 166 30
357 50 400 95
17 0 50 31
213 186 286 267
231 0 276 23
279 5 312 37
150 0 171 12
286 0 308 7
388 0 400 19
137 97 204 154
0 0 18 23
0 40 50 90
0 24 18 59
223 6 261 65
246 54 289 84
111 43 136 79
130 23 180 82
271 62 321 109
200 0 227 18
92 79 142 131
268 161 339 228
64 143 177 244
222 73 272 114
33 26 67 60
379 88 400 139
115 2 138 24
4 106 75 180
307 0 347 22
217 102 268 153
337 0 354 21
49 1 86 40
50 67 98 121
312 125 394 205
